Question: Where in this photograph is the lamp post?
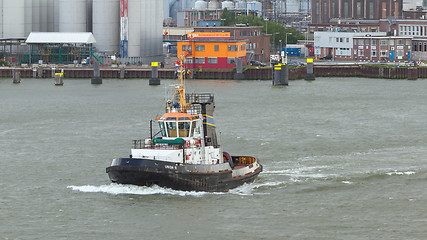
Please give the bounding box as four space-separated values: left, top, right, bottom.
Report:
285 32 292 64
273 32 280 54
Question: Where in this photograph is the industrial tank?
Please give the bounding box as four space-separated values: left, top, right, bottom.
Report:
208 0 220 10
25 0 33 36
40 0 48 32
247 1 262 12
59 0 87 32
3 0 25 38
222 0 234 10
32 0 40 32
195 0 207 10
93 0 120 54
140 0 163 62
286 0 299 13
127 0 141 57
47 0 55 32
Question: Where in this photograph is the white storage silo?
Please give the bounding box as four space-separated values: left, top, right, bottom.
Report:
286 0 299 13
86 0 93 32
208 0 219 10
140 0 163 62
195 0 207 10
32 0 40 32
0 0 2 38
128 0 141 57
40 0 48 32
25 0 33 36
3 0 25 38
222 1 235 9
248 1 262 12
47 0 55 32
93 0 120 54
54 0 59 32
234 1 245 10
59 0 87 32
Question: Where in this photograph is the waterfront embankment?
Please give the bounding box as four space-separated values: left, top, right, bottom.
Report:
1 64 425 80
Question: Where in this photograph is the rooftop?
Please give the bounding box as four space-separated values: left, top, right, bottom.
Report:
26 32 96 44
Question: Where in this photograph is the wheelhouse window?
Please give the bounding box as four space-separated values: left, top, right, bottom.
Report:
159 122 166 137
178 122 191 137
166 122 177 137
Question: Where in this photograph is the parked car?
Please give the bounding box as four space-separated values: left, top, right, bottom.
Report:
250 60 266 67
319 54 333 60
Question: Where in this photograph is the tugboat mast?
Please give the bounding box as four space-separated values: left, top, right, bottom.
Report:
169 54 190 113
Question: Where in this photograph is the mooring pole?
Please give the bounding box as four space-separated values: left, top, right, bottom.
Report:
305 58 315 81
91 60 102 84
149 62 160 85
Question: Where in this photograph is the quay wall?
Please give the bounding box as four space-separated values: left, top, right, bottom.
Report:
1 65 427 80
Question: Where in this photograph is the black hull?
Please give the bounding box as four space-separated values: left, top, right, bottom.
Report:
106 158 262 192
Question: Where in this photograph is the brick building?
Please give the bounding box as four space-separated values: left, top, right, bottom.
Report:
177 32 247 69
310 0 403 32
353 36 412 61
193 26 270 62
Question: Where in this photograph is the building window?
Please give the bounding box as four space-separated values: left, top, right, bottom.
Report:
358 39 364 45
357 2 362 18
240 44 245 51
372 39 377 45
358 49 364 56
316 2 320 23
389 39 395 45
228 45 237 51
372 51 377 57
195 57 205 64
185 58 193 64
397 39 404 45
214 45 219 51
331 2 336 18
227 57 235 64
369 2 374 19
380 40 388 45
182 45 192 52
344 2 349 18
207 57 217 64
195 45 205 51
380 50 388 57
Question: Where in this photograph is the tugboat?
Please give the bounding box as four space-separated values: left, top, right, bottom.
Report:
106 57 262 192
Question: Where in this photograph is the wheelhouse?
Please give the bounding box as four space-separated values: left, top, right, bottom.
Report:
157 112 200 138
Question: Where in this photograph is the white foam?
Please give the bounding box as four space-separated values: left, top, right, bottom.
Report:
386 171 416 176
67 184 209 197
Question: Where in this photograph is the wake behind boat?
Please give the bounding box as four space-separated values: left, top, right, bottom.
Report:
106 56 262 192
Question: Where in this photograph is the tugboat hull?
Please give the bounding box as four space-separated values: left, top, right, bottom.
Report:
106 158 262 192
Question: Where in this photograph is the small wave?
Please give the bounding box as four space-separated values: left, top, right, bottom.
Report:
386 171 416 176
0 129 17 135
228 181 285 195
67 184 209 197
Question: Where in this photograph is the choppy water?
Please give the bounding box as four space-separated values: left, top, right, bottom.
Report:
1 77 427 239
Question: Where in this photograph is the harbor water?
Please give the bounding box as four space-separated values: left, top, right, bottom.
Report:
1 78 427 239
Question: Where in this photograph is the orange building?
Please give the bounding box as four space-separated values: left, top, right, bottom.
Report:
177 32 246 69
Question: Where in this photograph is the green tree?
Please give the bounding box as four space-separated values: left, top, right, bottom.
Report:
235 16 305 46
220 8 235 26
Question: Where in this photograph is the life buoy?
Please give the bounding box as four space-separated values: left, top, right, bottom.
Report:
186 141 190 147
223 152 234 168
195 139 200 147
